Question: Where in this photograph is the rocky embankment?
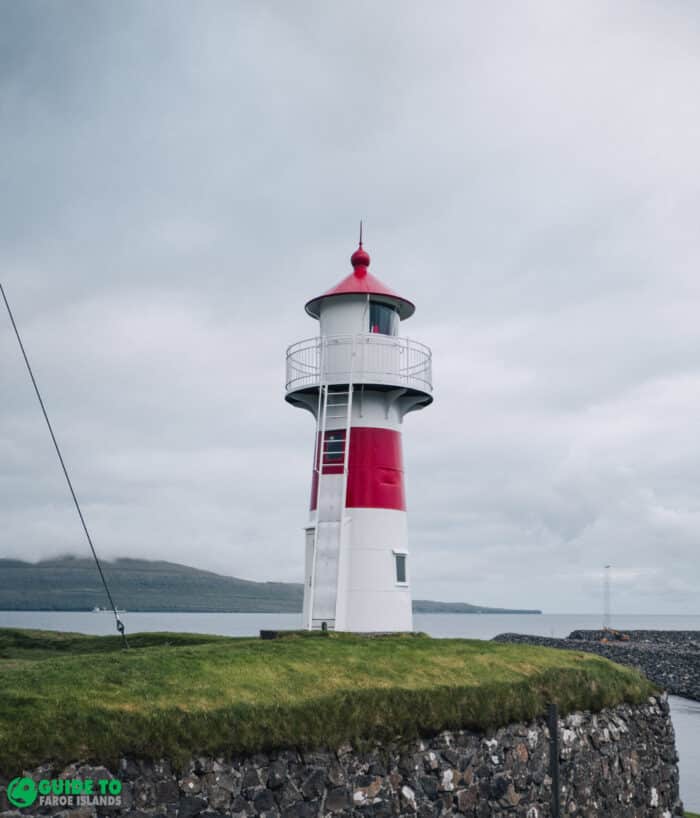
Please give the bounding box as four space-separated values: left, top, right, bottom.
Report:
0 696 682 817
493 630 700 701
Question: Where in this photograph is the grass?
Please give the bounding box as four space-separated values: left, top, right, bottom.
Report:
0 628 656 775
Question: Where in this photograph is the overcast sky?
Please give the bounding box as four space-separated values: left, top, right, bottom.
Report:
1 1 699 614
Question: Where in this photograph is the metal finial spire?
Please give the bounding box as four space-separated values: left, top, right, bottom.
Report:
359 220 363 247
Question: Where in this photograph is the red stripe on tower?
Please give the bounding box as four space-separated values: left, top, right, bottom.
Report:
310 427 405 511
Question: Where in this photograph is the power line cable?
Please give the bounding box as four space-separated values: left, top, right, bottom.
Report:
1 282 128 648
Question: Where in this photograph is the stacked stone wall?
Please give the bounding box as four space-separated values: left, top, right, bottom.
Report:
0 695 683 817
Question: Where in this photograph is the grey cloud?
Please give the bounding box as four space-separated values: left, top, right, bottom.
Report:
1 1 699 613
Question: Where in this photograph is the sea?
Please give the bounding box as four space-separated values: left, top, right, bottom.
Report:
2 611 698 811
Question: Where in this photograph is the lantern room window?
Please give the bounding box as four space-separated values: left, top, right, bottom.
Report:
369 301 398 336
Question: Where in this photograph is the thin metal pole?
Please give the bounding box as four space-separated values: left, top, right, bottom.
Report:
0 282 128 648
603 564 611 630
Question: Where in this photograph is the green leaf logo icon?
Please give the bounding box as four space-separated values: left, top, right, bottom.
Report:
7 778 38 808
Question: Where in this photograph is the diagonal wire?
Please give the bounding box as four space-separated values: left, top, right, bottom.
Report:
1 282 128 648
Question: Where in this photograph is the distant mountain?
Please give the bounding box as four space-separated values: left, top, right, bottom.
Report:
412 600 541 614
0 557 303 613
0 557 540 614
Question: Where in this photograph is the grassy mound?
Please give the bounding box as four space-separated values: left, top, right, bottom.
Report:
0 628 655 774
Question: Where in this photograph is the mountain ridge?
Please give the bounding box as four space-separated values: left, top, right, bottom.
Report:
0 556 541 614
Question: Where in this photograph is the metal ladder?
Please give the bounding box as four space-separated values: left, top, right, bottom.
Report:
309 378 354 631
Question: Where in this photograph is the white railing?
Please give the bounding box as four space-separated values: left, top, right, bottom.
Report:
286 334 432 394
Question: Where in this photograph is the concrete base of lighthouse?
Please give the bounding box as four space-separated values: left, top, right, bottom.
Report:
303 507 413 633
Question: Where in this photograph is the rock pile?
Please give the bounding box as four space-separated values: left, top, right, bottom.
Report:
493 630 700 702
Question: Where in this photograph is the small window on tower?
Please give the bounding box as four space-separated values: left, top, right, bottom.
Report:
395 553 407 584
369 301 398 336
323 430 345 462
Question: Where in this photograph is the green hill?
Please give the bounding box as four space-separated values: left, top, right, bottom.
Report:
0 556 302 612
0 628 649 773
0 556 540 614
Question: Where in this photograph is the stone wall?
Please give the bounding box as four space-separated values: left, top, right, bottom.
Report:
0 695 683 817
493 631 700 702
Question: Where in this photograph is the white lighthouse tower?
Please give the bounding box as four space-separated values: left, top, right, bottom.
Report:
285 235 433 632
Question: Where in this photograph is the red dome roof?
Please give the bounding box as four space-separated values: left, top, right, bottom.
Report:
305 242 415 320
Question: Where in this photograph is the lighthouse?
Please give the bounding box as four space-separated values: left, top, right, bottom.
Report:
285 236 433 632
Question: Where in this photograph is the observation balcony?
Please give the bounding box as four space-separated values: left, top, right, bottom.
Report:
285 333 433 401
